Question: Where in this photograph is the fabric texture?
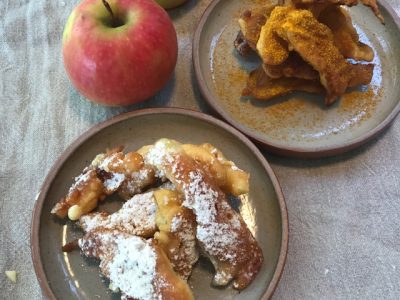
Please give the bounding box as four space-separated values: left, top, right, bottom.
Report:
0 0 399 299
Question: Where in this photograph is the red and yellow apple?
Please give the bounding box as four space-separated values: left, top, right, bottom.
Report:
62 0 178 106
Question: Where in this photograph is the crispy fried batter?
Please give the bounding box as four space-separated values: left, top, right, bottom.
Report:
318 6 374 61
238 5 276 50
288 0 359 8
263 52 318 79
256 6 293 65
143 139 263 290
51 149 157 220
78 229 194 300
242 66 323 100
182 143 250 196
78 191 158 238
288 0 384 23
237 0 380 60
275 8 366 104
286 0 359 19
347 63 374 87
153 189 198 281
234 31 252 56
361 0 384 23
238 1 378 105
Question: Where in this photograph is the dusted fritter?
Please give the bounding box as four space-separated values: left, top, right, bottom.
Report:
153 189 199 280
51 148 156 220
243 66 324 100
58 138 262 298
79 191 158 238
78 229 194 300
143 139 263 290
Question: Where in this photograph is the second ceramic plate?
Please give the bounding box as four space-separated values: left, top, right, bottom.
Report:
193 0 400 157
31 108 288 300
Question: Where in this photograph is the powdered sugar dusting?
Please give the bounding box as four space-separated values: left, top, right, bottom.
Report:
179 170 238 261
91 154 106 167
104 173 125 192
197 223 237 257
159 181 175 191
79 192 157 236
108 236 157 300
145 141 169 166
79 230 159 300
230 165 240 171
79 213 107 233
146 140 241 262
168 213 199 279
170 214 183 232
134 168 151 181
144 139 178 178
67 170 91 196
126 168 151 193
98 153 123 172
183 171 218 224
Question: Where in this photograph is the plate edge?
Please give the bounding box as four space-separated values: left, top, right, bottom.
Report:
30 107 289 300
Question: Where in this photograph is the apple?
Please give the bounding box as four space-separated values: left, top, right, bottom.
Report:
155 0 187 9
62 0 178 106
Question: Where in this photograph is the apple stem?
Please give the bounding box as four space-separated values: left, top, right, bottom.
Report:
102 0 116 26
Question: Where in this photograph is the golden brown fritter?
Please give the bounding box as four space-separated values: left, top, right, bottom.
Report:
263 52 319 80
275 8 372 104
288 0 384 22
256 6 293 65
51 149 157 220
143 139 263 290
318 6 374 61
78 229 194 300
153 189 199 281
242 66 324 100
347 63 374 87
238 5 276 50
237 0 379 105
361 0 384 23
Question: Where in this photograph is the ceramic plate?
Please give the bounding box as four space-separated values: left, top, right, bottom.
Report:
193 0 400 157
31 108 288 300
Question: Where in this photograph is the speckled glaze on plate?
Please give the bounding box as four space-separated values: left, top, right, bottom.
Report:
31 108 288 300
193 0 400 157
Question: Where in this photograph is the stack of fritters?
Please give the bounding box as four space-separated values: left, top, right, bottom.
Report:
53 139 263 300
235 0 384 105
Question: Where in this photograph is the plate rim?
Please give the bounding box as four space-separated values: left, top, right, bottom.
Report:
30 107 289 300
192 0 400 158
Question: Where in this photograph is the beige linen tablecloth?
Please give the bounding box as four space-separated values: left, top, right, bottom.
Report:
1 0 399 299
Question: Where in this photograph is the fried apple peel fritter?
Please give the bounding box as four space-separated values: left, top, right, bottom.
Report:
347 63 374 87
288 0 359 8
256 6 292 65
285 0 359 19
263 52 319 80
288 0 384 23
318 6 374 61
242 66 324 100
234 31 252 57
237 0 380 106
274 8 363 105
238 5 276 51
360 0 384 23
